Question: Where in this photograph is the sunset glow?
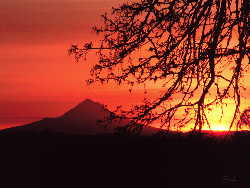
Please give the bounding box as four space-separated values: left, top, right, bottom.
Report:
1 1 250 188
1 0 249 133
206 124 230 132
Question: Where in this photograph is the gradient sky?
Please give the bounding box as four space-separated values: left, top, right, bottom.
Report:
1 0 249 130
0 0 139 128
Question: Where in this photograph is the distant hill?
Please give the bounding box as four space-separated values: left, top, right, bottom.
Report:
0 99 158 135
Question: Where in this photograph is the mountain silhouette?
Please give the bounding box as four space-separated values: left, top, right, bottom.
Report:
1 99 158 135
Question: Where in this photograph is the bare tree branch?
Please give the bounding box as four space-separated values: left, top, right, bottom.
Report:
70 0 250 134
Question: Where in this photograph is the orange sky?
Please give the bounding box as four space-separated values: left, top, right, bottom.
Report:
0 0 137 127
0 0 249 131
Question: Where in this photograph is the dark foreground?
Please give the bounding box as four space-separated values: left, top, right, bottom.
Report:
0 131 250 188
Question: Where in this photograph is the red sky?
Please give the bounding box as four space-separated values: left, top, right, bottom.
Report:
1 0 249 131
0 0 138 128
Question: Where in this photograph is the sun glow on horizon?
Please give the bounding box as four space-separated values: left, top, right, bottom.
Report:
204 124 230 132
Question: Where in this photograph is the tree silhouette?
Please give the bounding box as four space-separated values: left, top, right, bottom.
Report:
70 0 249 133
238 108 250 129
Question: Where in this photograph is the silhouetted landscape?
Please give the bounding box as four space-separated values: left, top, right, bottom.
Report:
1 0 249 187
1 99 159 135
1 99 250 188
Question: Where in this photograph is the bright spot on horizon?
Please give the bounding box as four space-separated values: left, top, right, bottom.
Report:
206 124 230 132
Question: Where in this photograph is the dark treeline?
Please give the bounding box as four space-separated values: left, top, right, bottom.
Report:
0 132 250 188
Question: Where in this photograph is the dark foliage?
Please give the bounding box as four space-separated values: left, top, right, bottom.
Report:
1 131 250 187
